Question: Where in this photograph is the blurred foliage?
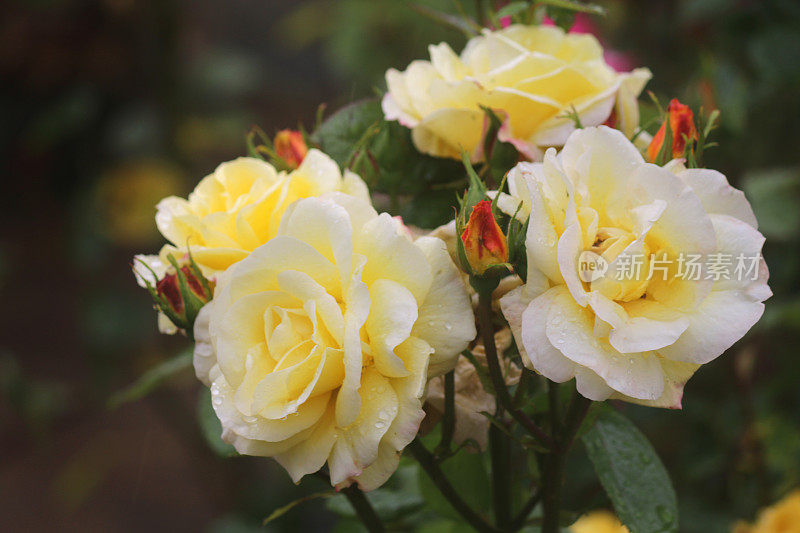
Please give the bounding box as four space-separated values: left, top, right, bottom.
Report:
2 0 799 531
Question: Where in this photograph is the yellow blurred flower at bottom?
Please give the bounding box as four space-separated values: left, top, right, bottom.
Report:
733 490 800 533
570 511 629 533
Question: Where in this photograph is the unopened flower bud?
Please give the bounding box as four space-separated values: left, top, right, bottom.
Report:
460 200 508 275
274 129 308 168
135 254 214 335
646 98 698 162
157 265 211 315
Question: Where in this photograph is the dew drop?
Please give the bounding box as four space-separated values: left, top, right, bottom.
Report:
212 396 223 407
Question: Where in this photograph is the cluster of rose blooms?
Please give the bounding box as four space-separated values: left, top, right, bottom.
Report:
133 24 770 496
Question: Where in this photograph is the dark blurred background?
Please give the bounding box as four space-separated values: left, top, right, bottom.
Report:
1 0 799 531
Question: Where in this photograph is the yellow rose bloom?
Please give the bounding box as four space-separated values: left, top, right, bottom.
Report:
382 24 651 161
193 193 476 490
155 148 369 275
734 490 800 533
135 149 369 333
498 126 770 407
570 510 629 533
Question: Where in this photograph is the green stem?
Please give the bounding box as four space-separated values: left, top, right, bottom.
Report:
511 489 541 530
548 381 561 436
561 390 592 453
540 446 564 533
512 367 531 408
476 290 555 451
409 439 501 533
437 370 456 456
541 390 592 533
341 485 385 533
489 419 511 530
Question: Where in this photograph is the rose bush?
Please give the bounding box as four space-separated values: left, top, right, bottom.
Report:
192 193 475 489
499 126 771 407
382 24 651 161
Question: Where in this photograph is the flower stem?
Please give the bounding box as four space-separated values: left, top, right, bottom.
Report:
476 290 555 451
511 489 541 530
541 389 592 533
341 485 385 533
409 439 501 533
437 370 456 456
512 368 532 408
548 381 561 436
489 420 511 530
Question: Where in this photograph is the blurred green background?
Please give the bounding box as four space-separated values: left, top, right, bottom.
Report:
1 0 799 531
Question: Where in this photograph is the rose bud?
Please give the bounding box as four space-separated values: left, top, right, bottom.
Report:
273 129 308 169
136 254 214 336
646 98 698 163
460 200 509 275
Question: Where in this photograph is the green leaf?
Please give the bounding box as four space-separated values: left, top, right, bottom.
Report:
496 1 530 19
409 3 480 37
400 189 458 229
311 99 463 203
459 150 488 216
311 99 382 166
263 491 335 525
582 407 678 533
507 210 529 282
538 0 606 16
197 387 237 457
107 350 192 409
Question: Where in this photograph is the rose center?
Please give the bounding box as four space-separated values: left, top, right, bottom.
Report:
589 226 651 302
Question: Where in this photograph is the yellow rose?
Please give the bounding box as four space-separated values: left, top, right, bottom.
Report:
499 126 770 407
155 148 369 275
136 149 369 334
383 24 651 161
733 490 800 533
193 194 475 490
570 510 629 533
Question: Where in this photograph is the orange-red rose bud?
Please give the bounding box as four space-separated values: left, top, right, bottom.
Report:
646 98 698 162
461 200 508 275
155 265 213 329
274 129 308 168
